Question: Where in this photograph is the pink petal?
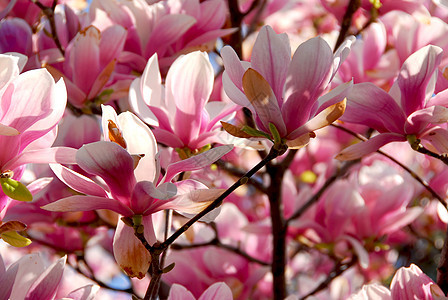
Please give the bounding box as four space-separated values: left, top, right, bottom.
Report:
118 111 158 182
221 46 252 106
162 145 233 182
398 45 443 115
113 216 155 279
128 78 159 126
168 284 195 300
342 82 406 133
145 14 196 58
50 164 107 197
335 133 406 161
363 22 387 70
342 235 369 269
405 106 448 135
166 51 213 143
152 128 184 148
251 25 291 104
66 285 99 300
99 25 126 67
25 256 66 300
378 207 423 236
285 36 334 104
3 146 77 171
9 254 45 300
71 26 101 95
421 127 448 153
76 141 136 201
1 70 66 149
198 282 233 300
391 264 435 300
131 181 176 215
41 195 133 216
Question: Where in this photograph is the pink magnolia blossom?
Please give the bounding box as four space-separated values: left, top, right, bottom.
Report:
0 252 98 300
46 25 127 109
89 0 234 72
221 25 354 148
43 115 232 278
0 54 76 211
337 45 448 160
350 264 448 299
382 10 448 65
129 51 236 153
337 21 399 88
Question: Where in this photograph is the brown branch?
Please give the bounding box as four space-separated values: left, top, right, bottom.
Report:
31 0 65 56
334 0 361 52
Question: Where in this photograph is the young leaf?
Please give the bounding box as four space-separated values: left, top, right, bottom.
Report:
1 231 32 247
1 178 33 202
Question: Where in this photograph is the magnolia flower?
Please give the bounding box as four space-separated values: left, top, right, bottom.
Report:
337 45 448 160
43 114 232 278
349 264 448 299
221 25 354 148
0 253 98 300
129 51 236 154
0 53 76 211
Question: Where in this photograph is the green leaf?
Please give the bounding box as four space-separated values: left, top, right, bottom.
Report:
1 178 33 202
1 231 32 247
241 126 271 139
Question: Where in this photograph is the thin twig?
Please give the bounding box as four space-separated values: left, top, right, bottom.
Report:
31 0 65 56
334 0 361 52
332 124 446 207
286 159 359 224
298 257 357 300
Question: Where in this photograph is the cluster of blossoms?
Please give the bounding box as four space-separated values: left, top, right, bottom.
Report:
3 0 448 299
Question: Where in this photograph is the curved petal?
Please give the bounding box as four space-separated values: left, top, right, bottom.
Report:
50 164 107 197
398 45 443 115
128 78 159 126
198 282 233 300
162 145 233 182
118 112 158 182
342 82 406 133
421 127 448 153
251 25 291 103
166 51 214 143
131 181 176 215
25 256 66 300
66 284 99 300
41 195 133 216
335 133 406 161
3 147 77 171
113 217 155 279
76 142 136 201
285 36 333 103
405 106 448 135
168 284 195 300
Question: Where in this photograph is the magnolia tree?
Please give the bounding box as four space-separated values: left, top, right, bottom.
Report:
3 0 448 299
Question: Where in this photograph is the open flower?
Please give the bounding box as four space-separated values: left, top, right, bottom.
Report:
43 126 232 278
129 51 236 153
337 45 448 160
221 25 353 148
